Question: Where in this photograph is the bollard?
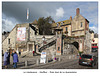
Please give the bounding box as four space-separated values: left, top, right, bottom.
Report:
69 56 71 59
25 61 28 67
73 55 75 59
46 57 48 63
59 57 61 61
36 58 39 66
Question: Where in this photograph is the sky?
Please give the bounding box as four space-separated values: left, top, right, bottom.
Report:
2 2 98 33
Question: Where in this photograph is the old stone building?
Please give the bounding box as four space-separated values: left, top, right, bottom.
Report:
2 23 38 54
52 17 72 36
2 21 56 55
71 8 89 36
2 8 92 55
90 32 98 52
52 8 91 53
2 31 10 41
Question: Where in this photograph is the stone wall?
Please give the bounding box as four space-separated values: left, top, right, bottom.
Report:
63 43 78 55
71 14 86 36
2 26 17 53
61 25 71 36
30 35 55 44
84 31 92 53
2 23 30 53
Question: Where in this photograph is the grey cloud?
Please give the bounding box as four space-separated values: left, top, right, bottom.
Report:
2 2 63 23
2 2 98 33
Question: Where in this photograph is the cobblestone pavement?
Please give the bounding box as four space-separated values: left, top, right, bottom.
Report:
2 52 98 69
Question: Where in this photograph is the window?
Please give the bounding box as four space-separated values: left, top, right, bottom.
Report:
95 44 97 46
8 38 10 44
81 22 82 27
58 47 60 51
92 44 97 46
57 23 59 26
61 22 63 25
81 55 92 59
92 44 94 46
66 27 68 31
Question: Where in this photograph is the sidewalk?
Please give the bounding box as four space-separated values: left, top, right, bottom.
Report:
2 54 79 69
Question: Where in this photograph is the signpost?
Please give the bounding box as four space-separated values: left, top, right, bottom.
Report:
40 52 46 64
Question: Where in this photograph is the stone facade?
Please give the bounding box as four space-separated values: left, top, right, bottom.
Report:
2 26 17 54
52 19 72 36
2 8 92 55
52 8 91 53
71 8 89 36
91 33 98 49
84 31 92 53
2 23 55 55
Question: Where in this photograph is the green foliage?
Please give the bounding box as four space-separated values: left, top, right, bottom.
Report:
89 29 94 33
37 16 54 35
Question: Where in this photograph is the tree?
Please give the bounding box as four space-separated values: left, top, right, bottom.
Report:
89 29 94 33
37 16 54 35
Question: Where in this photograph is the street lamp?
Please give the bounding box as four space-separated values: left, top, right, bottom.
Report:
42 36 45 46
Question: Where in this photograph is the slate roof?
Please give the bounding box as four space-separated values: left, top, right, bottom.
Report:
52 19 71 28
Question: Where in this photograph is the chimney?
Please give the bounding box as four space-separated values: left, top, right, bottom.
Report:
70 16 72 20
76 8 80 15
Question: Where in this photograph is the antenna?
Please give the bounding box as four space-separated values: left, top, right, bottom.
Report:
27 8 29 20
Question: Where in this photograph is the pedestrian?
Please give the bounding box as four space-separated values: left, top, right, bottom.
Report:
3 50 9 69
16 50 19 55
52 49 56 62
33 51 34 56
79 52 82 56
7 50 10 65
19 51 21 56
11 51 14 57
11 50 14 65
13 50 19 69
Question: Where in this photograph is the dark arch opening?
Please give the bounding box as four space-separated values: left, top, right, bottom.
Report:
72 42 79 50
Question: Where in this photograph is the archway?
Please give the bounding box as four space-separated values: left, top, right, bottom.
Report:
72 41 79 50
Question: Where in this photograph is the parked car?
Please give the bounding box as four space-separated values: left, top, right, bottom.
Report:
92 49 98 52
92 47 98 52
79 54 97 67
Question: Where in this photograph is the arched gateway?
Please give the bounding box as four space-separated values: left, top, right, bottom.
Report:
72 41 79 50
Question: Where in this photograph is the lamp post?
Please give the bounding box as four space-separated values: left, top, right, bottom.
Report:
42 36 45 46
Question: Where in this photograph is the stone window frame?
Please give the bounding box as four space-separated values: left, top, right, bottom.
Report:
61 22 63 25
8 38 10 44
66 27 68 31
57 23 59 26
81 22 83 27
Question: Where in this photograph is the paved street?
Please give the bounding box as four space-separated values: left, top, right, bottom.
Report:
32 58 98 69
2 52 98 69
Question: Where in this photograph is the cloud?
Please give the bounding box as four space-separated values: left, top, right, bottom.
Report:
47 7 65 21
2 2 62 23
2 2 98 33
2 18 18 32
56 7 64 18
89 26 98 33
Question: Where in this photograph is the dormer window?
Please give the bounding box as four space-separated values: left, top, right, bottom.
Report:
57 23 59 26
61 22 63 25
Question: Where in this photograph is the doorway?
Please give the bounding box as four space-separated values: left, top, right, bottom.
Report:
29 44 33 51
72 41 79 50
